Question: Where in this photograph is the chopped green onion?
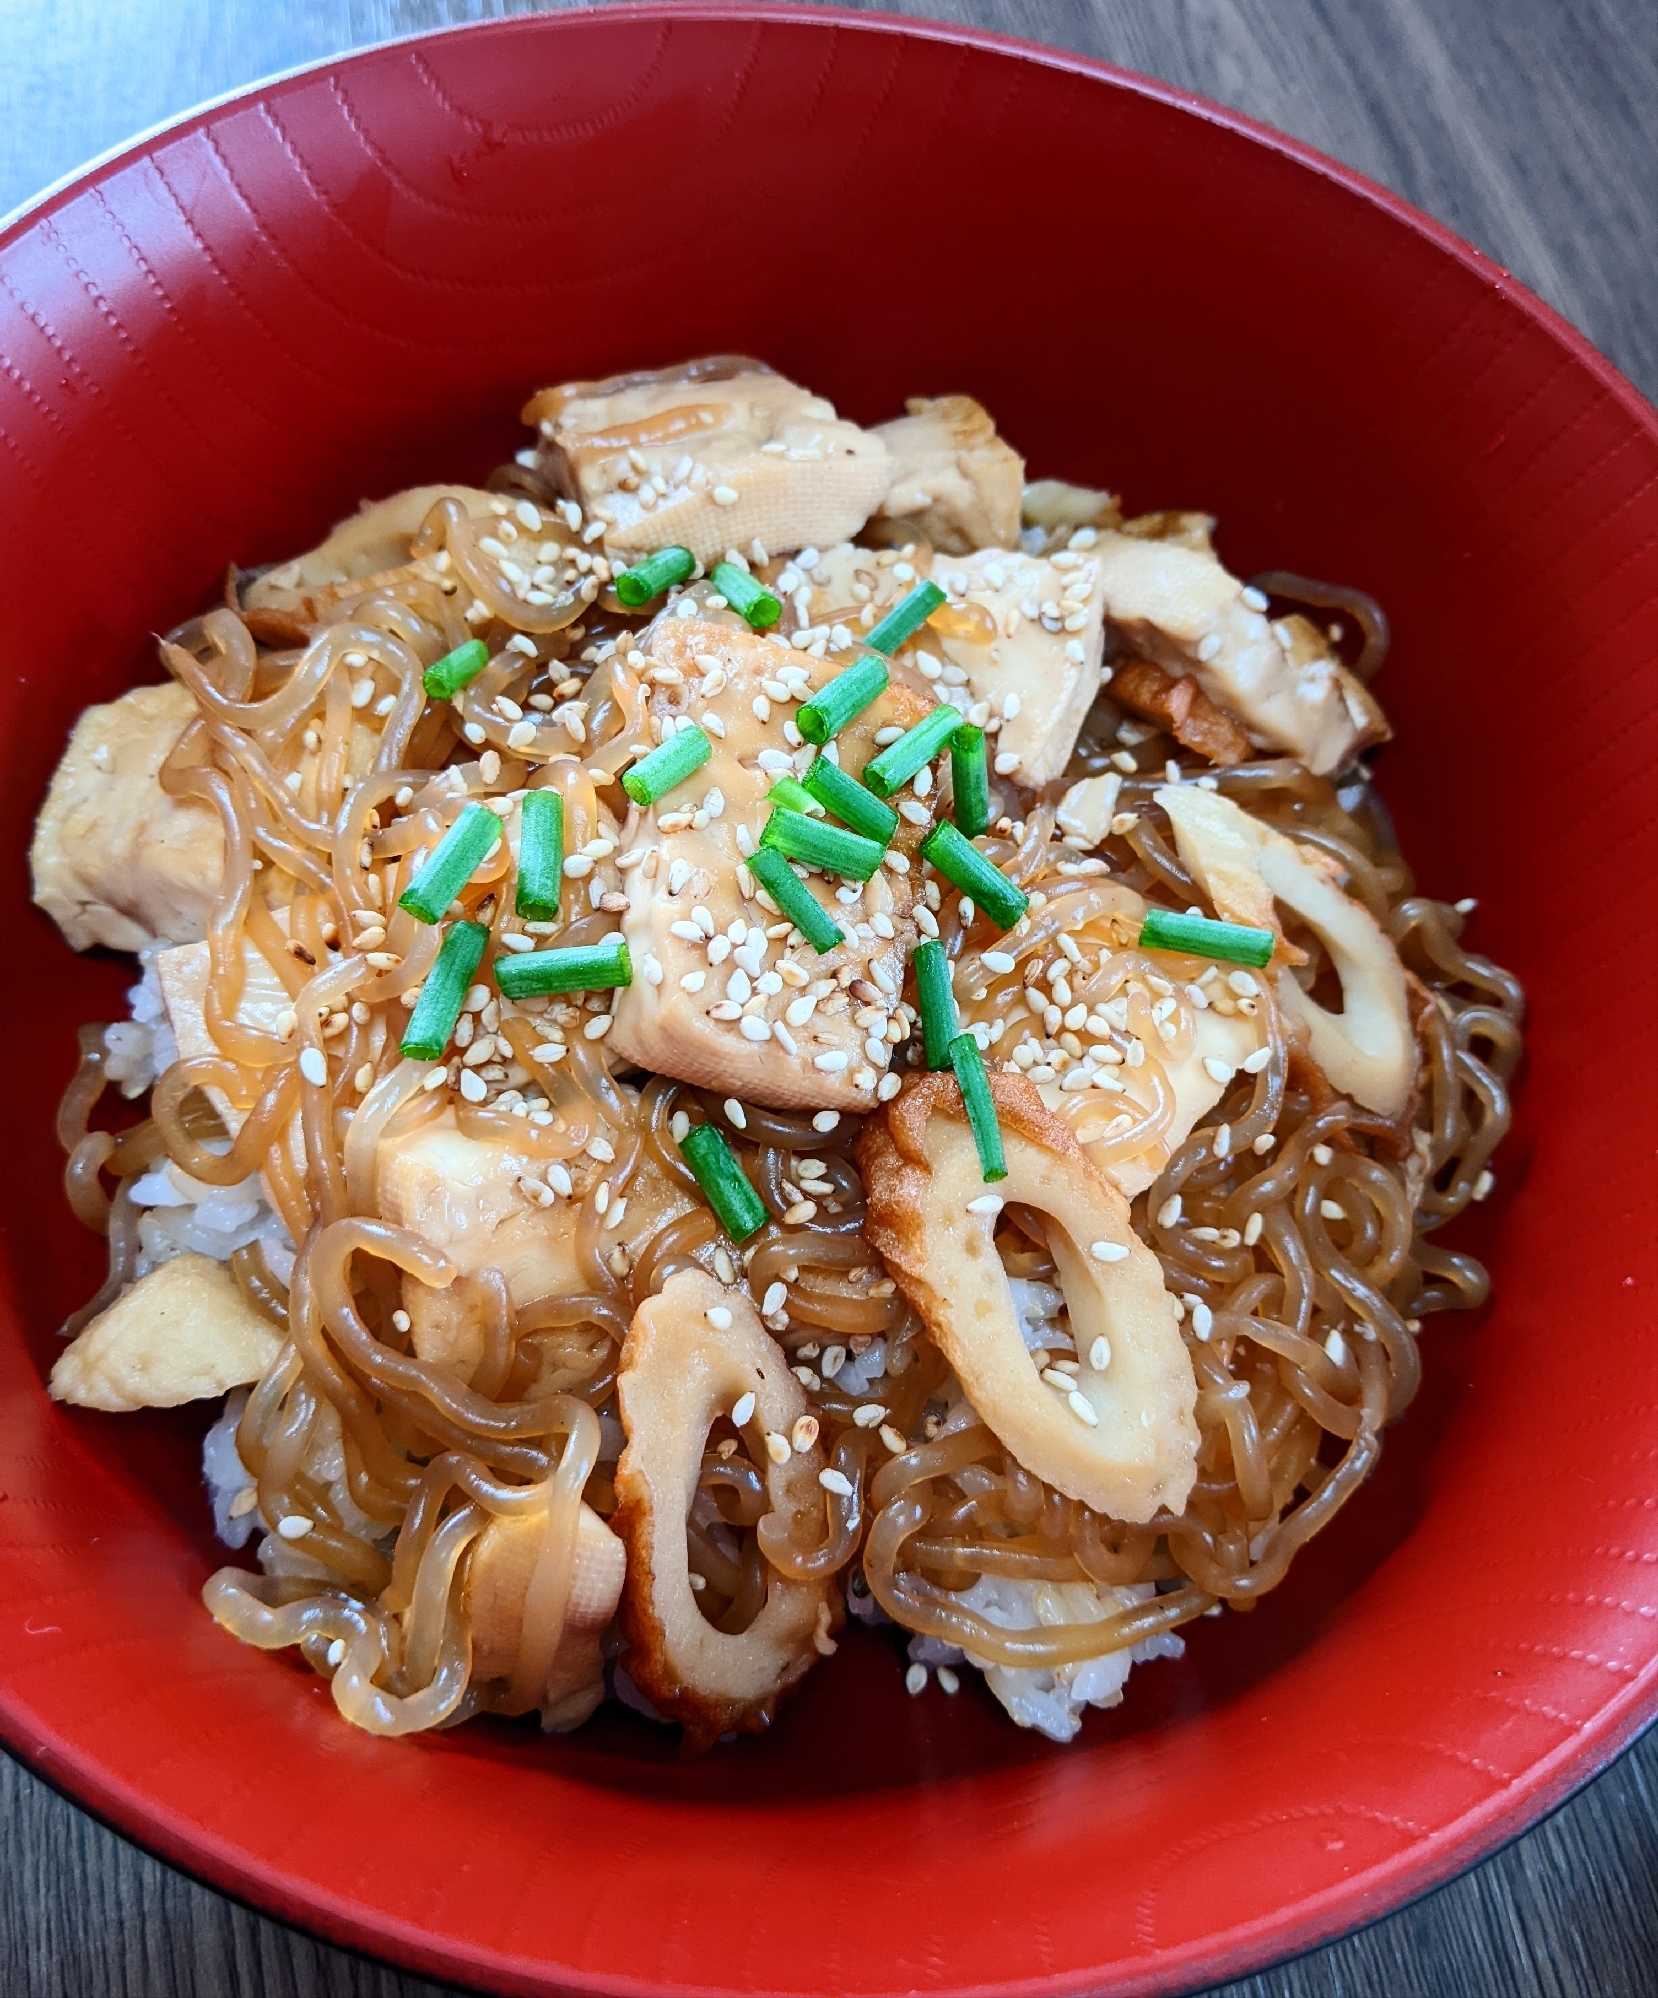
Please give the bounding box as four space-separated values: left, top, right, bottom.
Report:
802 755 899 844
515 789 563 922
766 775 823 817
710 560 782 629
1139 908 1275 968
796 654 888 745
422 639 490 702
400 920 488 1061
914 939 959 1070
679 1122 768 1242
950 723 990 837
614 546 695 607
495 935 632 1000
949 1032 1006 1183
919 820 1029 931
760 808 886 881
398 804 502 926
621 723 713 807
862 703 963 799
748 847 845 954
866 578 946 655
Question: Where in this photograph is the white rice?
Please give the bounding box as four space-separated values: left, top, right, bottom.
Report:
908 1576 1184 1742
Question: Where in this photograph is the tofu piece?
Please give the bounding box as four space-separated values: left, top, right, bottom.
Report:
155 922 306 1182
525 362 891 563
871 395 1024 554
1091 532 1389 774
49 1252 283 1411
1039 1005 1262 1199
760 541 912 642
376 1108 694 1376
243 484 498 622
925 545 1109 787
31 681 223 952
605 616 931 1111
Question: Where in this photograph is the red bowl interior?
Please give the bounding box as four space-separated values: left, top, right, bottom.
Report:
1 9 1653 1995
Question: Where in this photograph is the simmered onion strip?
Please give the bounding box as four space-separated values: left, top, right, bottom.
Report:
859 1073 1198 1521
612 1267 838 1748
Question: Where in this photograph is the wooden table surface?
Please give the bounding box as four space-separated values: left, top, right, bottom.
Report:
1 4 1653 1995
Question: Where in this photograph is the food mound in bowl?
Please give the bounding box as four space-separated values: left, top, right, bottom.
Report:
32 358 1522 1749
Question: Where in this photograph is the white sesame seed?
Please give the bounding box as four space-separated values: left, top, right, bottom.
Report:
325 1638 346 1667
1455 897 1478 915
814 1050 850 1071
877 1072 902 1101
880 1424 907 1454
1090 1240 1129 1263
1242 1046 1272 1072
1227 969 1260 996
730 1389 754 1424
1214 1124 1232 1159
739 1016 772 1042
762 1281 788 1317
1089 1336 1111 1371
993 751 1021 775
853 1403 887 1429
966 1193 1004 1216
1472 1168 1495 1200
1067 1389 1099 1428
1243 1211 1264 1245
1191 1300 1214 1339
812 1110 840 1132
1252 1132 1276 1154
712 485 740 506
936 1665 960 1695
276 1515 314 1540
297 1046 328 1086
1319 1198 1345 1221
583 1015 613 1040
1312 1143 1334 1166
1325 1328 1349 1365
819 1467 854 1497
1240 585 1270 611
905 1663 928 1696
1203 1056 1235 1085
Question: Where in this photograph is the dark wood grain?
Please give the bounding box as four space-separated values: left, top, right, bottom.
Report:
2 4 1653 1996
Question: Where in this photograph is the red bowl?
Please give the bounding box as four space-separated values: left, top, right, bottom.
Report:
1 8 1653 1995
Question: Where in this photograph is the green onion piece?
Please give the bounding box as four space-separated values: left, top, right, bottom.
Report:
949 1032 1006 1183
796 654 888 745
621 723 713 807
614 546 695 607
710 560 782 630
398 804 503 926
1139 908 1275 968
515 789 563 922
766 775 823 816
866 578 946 655
862 703 963 799
495 935 632 1001
950 723 990 837
802 755 899 844
679 1122 768 1243
918 820 1029 931
422 639 491 702
914 939 959 1070
760 807 885 881
748 847 845 954
400 920 489 1061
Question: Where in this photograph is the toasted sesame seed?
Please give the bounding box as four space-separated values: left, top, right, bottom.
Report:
793 1415 821 1453
764 1430 791 1464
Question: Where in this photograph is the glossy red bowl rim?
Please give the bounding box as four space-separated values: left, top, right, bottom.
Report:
0 8 1653 1996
